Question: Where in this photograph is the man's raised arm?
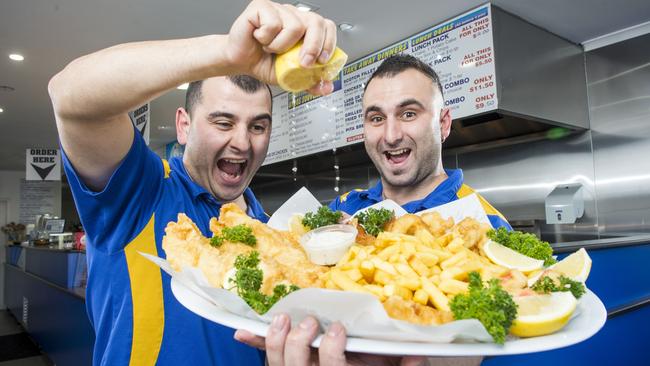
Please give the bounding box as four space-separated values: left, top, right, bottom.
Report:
48 0 336 191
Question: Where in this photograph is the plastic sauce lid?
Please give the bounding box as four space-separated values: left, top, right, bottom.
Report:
300 224 357 265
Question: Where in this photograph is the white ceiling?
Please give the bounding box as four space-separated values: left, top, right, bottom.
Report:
1 0 649 171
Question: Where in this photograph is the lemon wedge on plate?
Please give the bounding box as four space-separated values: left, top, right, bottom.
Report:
275 41 348 92
528 248 592 286
510 291 577 337
483 240 544 273
549 248 592 282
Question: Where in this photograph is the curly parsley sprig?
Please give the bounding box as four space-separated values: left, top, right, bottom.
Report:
488 227 556 266
230 251 299 314
210 224 257 247
302 207 343 230
357 208 394 236
450 272 517 344
531 275 586 299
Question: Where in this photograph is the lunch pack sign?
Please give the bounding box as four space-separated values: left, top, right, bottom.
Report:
26 148 61 181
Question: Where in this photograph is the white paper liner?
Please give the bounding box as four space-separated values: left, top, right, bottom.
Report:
266 187 322 230
144 188 591 345
143 253 493 343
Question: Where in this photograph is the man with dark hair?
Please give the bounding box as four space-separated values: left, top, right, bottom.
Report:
47 1 350 364
330 54 511 230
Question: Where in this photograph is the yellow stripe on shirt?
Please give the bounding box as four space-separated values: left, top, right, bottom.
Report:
457 184 508 221
124 214 164 366
162 159 171 179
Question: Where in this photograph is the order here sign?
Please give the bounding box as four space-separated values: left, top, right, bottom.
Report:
26 148 61 181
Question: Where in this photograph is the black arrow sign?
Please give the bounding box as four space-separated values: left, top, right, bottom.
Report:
138 121 147 135
30 163 55 180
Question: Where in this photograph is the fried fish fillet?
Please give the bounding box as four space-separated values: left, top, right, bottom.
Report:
162 204 327 295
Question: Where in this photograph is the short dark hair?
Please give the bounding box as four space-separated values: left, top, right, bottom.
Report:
364 54 444 99
184 75 273 116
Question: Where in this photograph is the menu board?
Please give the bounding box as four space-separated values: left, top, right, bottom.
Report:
264 4 497 165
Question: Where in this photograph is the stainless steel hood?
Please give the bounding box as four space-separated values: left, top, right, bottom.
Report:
446 6 589 152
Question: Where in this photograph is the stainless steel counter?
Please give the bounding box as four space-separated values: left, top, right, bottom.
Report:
551 234 650 253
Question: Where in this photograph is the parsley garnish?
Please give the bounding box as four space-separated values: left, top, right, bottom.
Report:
222 224 257 246
357 208 394 236
210 224 257 247
531 275 586 299
302 207 342 230
230 251 299 314
488 228 556 266
450 272 517 344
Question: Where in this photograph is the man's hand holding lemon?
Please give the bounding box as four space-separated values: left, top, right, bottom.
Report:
225 0 347 95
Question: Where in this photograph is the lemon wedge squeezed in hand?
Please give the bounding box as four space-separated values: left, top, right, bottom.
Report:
483 240 544 273
275 42 348 93
510 291 577 337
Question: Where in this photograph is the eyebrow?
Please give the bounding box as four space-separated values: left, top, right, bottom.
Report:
364 105 383 118
207 111 235 120
207 111 272 123
364 98 426 118
251 113 272 123
397 98 425 110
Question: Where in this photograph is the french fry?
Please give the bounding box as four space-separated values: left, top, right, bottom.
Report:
416 252 439 267
433 233 453 247
441 251 467 269
408 255 431 277
373 269 394 285
340 258 361 271
383 283 413 301
413 289 429 305
439 278 469 295
446 237 465 253
330 269 371 294
396 275 421 291
421 276 450 311
395 263 419 278
430 248 452 261
440 266 465 281
359 260 375 282
378 244 400 261
371 258 398 275
400 241 417 257
344 268 363 282
414 228 436 247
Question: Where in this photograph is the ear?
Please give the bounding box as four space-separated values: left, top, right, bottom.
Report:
176 108 191 145
439 107 452 143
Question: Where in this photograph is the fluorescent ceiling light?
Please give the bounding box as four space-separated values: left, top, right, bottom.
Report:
9 54 24 61
177 83 189 90
0 108 4 113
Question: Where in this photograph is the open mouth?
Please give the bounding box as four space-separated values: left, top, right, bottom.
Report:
216 158 248 183
383 148 411 165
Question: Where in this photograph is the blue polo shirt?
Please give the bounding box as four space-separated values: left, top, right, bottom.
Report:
329 169 511 230
62 129 266 366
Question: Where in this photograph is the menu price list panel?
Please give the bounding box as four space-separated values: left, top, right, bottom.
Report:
264 4 497 166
